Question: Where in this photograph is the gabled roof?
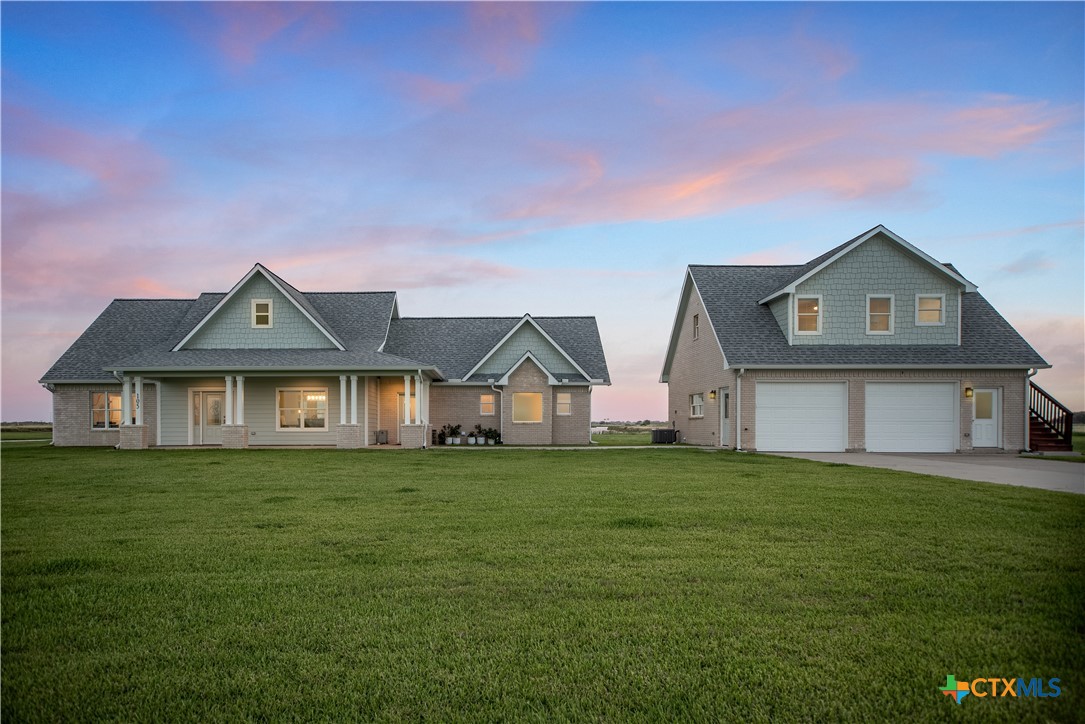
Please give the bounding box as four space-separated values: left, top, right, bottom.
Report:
172 264 345 351
383 316 610 383
496 352 561 385
462 314 593 382
757 225 976 303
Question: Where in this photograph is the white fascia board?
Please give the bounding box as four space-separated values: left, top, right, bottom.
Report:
462 314 591 382
735 363 1049 370
757 225 976 305
172 264 345 352
377 294 399 352
496 351 560 386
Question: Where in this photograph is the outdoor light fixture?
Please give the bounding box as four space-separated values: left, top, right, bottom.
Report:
964 387 974 398
709 390 717 400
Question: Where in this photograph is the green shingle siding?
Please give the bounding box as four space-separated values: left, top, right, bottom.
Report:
477 324 577 377
792 235 959 346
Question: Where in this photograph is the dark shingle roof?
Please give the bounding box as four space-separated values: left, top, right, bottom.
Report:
384 317 610 382
41 288 611 384
689 265 1047 367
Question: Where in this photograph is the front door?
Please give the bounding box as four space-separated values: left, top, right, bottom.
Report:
972 388 999 448
719 387 730 447
192 391 225 445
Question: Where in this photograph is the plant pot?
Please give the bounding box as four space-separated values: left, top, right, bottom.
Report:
487 439 495 445
445 438 452 445
467 437 476 445
452 437 461 445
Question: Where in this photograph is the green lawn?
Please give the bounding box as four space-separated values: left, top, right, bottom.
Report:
591 431 652 446
0 430 52 441
3 446 1082 721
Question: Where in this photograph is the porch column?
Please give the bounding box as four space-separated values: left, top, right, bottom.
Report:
420 378 429 424
414 375 422 424
403 375 411 424
225 375 234 426
122 376 133 425
362 376 369 446
340 375 348 425
134 376 143 426
235 376 245 425
350 375 358 425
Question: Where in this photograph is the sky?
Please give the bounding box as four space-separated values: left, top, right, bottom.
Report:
2 1 1083 422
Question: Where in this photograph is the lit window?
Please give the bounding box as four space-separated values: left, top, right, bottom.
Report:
867 295 893 334
690 393 704 418
916 295 945 325
693 314 700 340
90 392 135 429
556 392 572 416
252 299 273 328
512 393 542 423
795 296 822 334
480 394 495 416
277 388 327 430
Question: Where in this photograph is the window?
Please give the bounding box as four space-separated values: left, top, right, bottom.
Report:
795 296 822 334
692 314 700 340
867 295 894 334
277 388 327 430
916 295 945 325
556 392 572 416
512 393 542 423
480 393 495 416
690 393 704 418
91 392 135 429
252 299 273 328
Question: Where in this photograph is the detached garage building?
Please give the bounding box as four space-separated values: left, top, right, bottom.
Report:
660 225 1066 454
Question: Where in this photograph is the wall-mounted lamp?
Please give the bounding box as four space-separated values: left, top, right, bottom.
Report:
964 387 974 399
708 390 717 400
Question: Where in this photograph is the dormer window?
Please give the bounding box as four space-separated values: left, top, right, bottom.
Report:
867 295 894 334
252 299 273 328
916 295 945 326
795 296 822 335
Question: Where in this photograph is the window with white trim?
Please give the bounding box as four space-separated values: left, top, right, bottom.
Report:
867 295 894 334
916 295 945 325
277 388 327 430
692 314 700 340
795 296 822 334
252 299 273 328
480 393 495 416
512 393 542 423
90 392 135 429
556 392 572 416
690 393 704 418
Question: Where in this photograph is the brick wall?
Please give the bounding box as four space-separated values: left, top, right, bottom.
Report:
665 287 732 446
502 359 553 445
52 382 158 447
430 385 499 440
552 386 591 444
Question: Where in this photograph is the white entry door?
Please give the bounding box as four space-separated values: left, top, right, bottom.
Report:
719 387 731 447
192 391 225 445
972 388 1000 448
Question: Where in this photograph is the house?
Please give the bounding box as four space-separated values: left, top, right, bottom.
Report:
40 264 610 448
660 225 1073 453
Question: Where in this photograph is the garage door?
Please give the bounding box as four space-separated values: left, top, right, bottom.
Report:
865 382 956 453
755 382 847 452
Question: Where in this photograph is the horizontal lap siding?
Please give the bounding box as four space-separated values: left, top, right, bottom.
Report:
244 377 340 446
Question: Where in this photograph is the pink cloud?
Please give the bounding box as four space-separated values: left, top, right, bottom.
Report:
726 243 809 266
209 3 338 69
465 3 547 76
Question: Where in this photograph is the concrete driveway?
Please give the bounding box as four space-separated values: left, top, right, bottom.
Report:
768 452 1084 495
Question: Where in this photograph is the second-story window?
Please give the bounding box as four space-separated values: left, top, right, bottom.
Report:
795 296 822 334
867 295 894 334
916 295 945 325
692 314 699 340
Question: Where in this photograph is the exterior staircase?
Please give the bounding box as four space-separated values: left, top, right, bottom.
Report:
1029 382 1073 453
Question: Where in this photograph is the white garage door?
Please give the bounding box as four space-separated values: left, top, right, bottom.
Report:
755 382 847 452
865 382 957 453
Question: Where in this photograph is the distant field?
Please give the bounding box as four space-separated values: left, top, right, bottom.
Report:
591 431 652 446
1 425 52 441
3 445 1082 721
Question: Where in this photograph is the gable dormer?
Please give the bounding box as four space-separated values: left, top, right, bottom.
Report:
174 264 344 351
761 227 973 347
466 315 591 382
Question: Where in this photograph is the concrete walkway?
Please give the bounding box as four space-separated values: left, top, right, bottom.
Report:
769 452 1084 495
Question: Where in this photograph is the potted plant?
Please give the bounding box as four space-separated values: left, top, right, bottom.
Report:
471 424 486 446
485 428 497 445
442 424 456 445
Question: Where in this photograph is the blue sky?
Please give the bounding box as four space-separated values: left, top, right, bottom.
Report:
3 1 1083 421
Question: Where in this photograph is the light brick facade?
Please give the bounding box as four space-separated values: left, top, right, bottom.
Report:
51 383 158 447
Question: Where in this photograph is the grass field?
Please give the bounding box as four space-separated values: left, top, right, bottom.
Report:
591 431 652 446
3 445 1083 721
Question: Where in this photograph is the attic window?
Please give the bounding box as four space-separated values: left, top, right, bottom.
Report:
795 296 822 335
252 299 273 328
693 314 700 340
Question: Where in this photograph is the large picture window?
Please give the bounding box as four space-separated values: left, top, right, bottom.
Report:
277 388 327 430
91 392 135 429
512 393 542 423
